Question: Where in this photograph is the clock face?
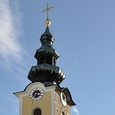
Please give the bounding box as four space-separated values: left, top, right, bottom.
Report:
61 92 67 106
29 87 44 100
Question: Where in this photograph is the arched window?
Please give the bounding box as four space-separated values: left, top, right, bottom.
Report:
61 112 65 115
40 56 45 64
46 56 52 64
33 108 41 115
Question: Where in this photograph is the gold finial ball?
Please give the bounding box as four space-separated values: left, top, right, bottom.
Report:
45 18 51 26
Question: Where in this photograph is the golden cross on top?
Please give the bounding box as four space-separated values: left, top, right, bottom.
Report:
42 4 53 19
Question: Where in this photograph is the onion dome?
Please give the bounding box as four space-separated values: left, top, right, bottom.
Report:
28 26 65 86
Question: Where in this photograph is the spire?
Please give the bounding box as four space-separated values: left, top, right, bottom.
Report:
41 26 52 37
27 4 65 86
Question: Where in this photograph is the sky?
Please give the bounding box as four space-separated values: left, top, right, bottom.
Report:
0 0 115 115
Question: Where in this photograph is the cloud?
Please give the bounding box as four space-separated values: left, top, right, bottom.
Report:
72 106 80 115
0 0 24 69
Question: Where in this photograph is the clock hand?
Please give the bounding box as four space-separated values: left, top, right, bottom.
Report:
34 92 41 98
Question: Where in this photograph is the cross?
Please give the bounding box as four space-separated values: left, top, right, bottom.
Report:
42 4 53 19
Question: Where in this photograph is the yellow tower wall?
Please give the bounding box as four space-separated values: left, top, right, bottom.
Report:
22 91 51 115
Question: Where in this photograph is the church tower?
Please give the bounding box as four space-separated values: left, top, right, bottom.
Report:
14 4 75 115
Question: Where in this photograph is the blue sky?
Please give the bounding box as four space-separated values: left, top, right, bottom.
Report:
0 0 115 115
